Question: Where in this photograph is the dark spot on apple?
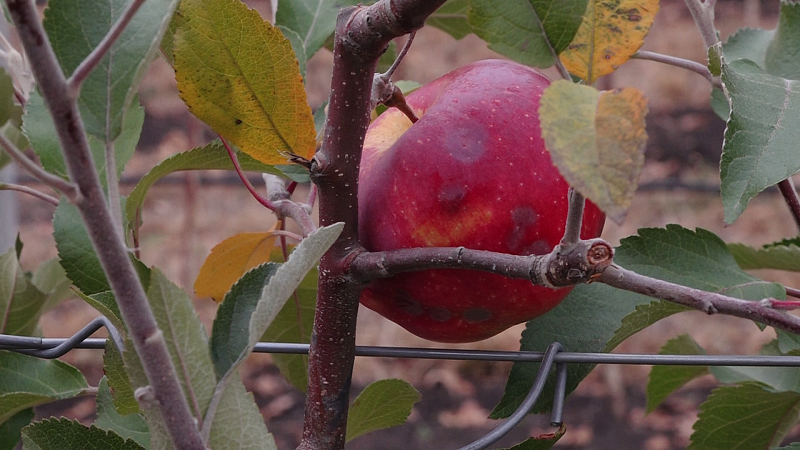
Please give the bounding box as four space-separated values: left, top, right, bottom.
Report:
523 239 552 256
508 206 538 252
235 119 243 125
438 185 467 214
428 307 452 322
462 308 492 323
445 126 487 163
393 290 424 316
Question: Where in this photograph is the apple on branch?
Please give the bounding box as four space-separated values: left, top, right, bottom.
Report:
358 59 606 343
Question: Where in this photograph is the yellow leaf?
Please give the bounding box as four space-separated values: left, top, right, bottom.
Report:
539 81 648 224
560 0 659 84
174 0 316 165
195 229 279 302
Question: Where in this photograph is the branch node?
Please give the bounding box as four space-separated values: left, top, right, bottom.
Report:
134 386 156 404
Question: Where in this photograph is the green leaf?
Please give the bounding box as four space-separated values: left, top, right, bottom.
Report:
2 104 28 153
719 59 800 224
467 0 588 69
211 263 280 378
711 341 800 393
722 27 774 70
278 25 307 77
776 443 800 450
30 258 74 313
93 377 149 449
646 334 709 413
0 68 15 127
710 87 729 121
539 81 648 224
207 373 276 450
0 409 34 450
21 418 144 450
497 425 566 450
79 291 124 333
146 269 216 418
174 0 316 165
275 0 359 59
689 383 800 449
765 0 800 80
0 352 87 424
24 93 144 188
102 341 139 416
0 247 47 335
43 0 179 141
261 264 317 392
124 141 287 229
492 225 785 418
777 329 800 354
428 0 472 40
211 223 342 382
728 241 800 272
346 379 421 442
53 199 110 295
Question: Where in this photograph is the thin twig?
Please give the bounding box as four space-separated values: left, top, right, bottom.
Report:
632 51 713 84
786 286 800 299
0 182 58 205
0 132 80 201
272 229 303 243
778 178 800 233
67 0 146 95
384 31 415 78
561 188 585 246
5 0 205 447
683 0 719 49
599 264 800 335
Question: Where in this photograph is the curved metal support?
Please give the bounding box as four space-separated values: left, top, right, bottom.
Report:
457 342 564 450
0 315 124 358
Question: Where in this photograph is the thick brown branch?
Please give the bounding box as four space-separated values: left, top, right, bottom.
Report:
301 1 446 449
5 1 204 447
599 264 800 334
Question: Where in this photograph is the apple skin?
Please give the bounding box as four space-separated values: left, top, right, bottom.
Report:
358 59 605 343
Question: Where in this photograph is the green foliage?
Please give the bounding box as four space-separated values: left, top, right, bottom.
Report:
53 199 110 295
646 334 709 413
21 418 143 450
427 0 471 40
346 379 420 442
42 0 179 141
102 341 139 416
468 0 588 68
275 0 361 59
0 352 87 424
689 383 800 449
0 409 33 450
124 141 301 230
728 239 800 272
93 378 149 449
0 247 47 336
719 60 800 224
493 226 784 418
765 0 800 80
207 375 277 450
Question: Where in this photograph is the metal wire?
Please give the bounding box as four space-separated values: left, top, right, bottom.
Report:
4 321 800 450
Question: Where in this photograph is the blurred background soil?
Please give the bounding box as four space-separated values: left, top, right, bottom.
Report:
11 0 800 448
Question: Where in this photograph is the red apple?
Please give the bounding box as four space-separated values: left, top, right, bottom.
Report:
358 59 605 343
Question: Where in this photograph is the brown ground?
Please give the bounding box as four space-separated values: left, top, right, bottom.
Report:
12 0 800 448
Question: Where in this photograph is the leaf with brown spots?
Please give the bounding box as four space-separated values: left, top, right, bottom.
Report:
560 0 659 84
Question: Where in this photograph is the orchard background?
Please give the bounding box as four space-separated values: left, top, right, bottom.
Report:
4 0 800 448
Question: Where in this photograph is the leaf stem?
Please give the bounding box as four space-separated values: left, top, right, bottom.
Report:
385 31 415 79
786 285 800 299
66 0 146 96
0 132 80 201
777 178 800 233
632 50 713 84
221 136 280 210
599 264 800 335
5 0 204 447
0 182 58 205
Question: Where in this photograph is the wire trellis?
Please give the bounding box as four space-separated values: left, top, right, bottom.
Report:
3 317 800 450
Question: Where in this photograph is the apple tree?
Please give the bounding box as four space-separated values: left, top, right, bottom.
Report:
0 0 799 449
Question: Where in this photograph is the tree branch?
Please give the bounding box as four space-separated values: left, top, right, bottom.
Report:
4 1 204 448
599 264 800 335
301 1 447 448
777 178 800 233
632 50 713 84
0 182 58 205
560 188 585 246
66 0 145 95
0 132 80 200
